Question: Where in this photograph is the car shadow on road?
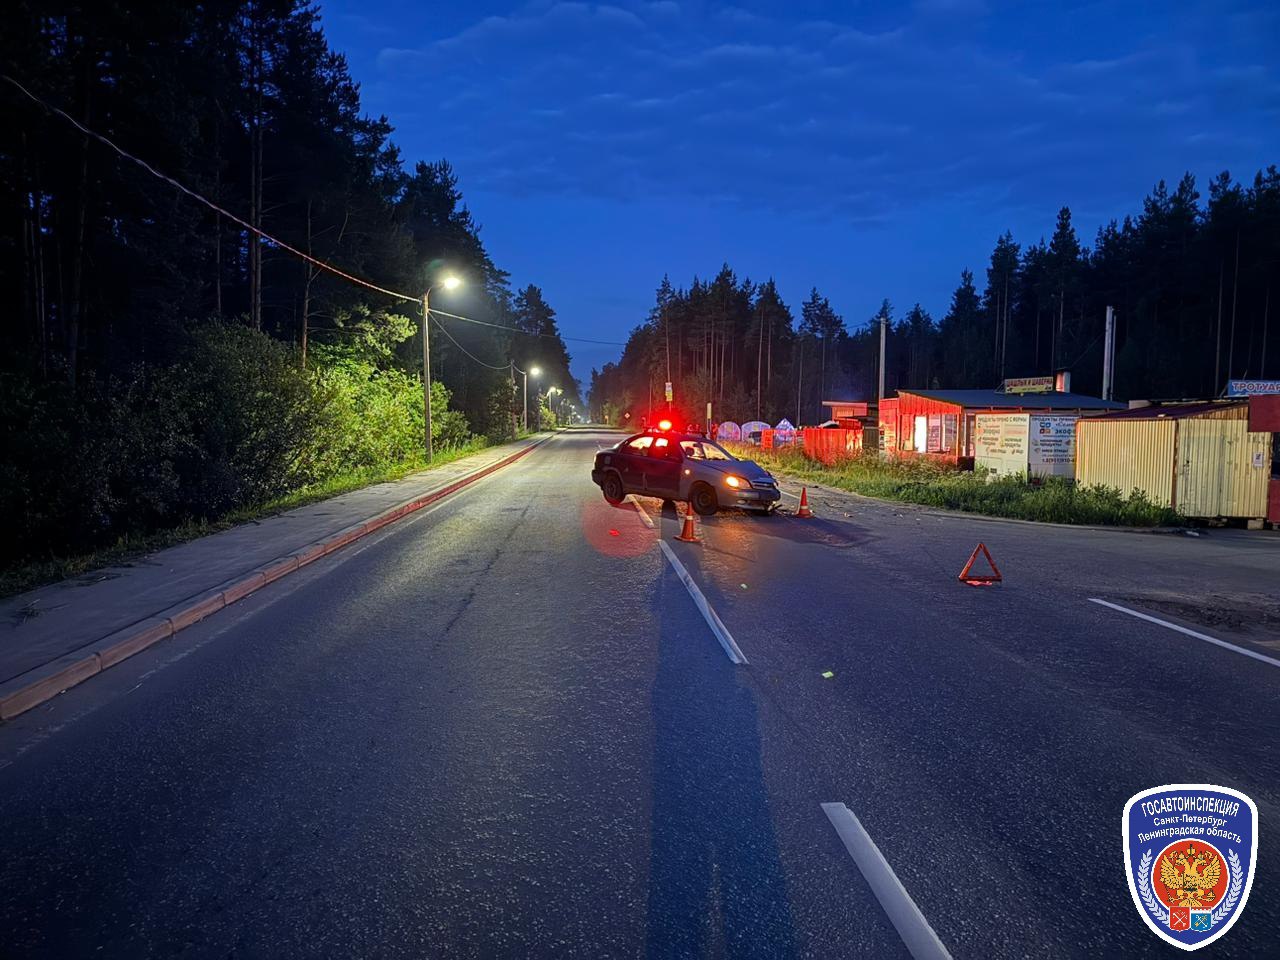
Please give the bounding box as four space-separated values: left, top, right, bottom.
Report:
645 602 796 958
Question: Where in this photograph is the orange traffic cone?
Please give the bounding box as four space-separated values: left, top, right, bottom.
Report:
796 486 814 518
675 505 700 542
958 542 1002 586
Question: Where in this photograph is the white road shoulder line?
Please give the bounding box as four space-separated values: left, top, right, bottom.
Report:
1088 598 1280 669
780 488 800 500
821 803 953 960
658 539 748 665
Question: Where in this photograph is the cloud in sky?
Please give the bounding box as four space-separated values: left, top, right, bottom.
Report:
325 1 1280 379
362 0 1277 221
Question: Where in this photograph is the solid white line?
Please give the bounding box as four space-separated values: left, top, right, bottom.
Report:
1089 598 1280 669
626 494 655 529
780 488 800 500
821 803 953 960
658 539 748 665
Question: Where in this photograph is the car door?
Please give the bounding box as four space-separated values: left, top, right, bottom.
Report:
643 436 682 499
616 435 652 491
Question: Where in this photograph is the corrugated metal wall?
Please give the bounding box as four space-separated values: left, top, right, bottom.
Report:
1076 420 1176 505
1193 403 1250 421
893 394 964 461
1176 419 1271 518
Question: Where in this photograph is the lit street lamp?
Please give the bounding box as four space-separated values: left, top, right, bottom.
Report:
422 274 461 461
546 385 560 426
512 364 541 433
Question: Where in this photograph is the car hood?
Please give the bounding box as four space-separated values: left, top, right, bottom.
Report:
701 458 774 481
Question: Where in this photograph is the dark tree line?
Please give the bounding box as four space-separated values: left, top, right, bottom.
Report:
0 0 578 564
590 169 1279 425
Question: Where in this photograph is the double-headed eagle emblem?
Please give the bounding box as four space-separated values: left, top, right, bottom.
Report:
1160 843 1223 908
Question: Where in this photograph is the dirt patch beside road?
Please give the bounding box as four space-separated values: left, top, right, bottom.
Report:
1117 591 1280 647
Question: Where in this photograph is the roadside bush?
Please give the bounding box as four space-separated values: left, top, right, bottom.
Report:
733 445 1182 527
1 321 478 569
176 324 335 514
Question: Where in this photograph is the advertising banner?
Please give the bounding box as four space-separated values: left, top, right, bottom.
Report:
974 413 1029 478
1028 415 1077 478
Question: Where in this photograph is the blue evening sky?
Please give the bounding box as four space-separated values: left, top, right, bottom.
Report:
319 0 1280 385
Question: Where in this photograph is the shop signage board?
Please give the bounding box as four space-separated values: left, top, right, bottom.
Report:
1227 379 1280 396
1002 376 1055 395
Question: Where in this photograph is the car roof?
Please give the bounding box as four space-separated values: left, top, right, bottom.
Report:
627 430 709 443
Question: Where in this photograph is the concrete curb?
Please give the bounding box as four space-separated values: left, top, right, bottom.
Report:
0 436 551 721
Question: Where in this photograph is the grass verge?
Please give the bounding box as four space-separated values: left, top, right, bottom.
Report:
731 445 1184 528
1 438 493 599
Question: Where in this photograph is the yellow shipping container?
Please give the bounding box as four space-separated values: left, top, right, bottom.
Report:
1076 419 1176 506
1075 401 1272 518
1176 419 1272 517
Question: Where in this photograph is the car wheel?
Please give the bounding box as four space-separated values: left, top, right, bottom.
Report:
601 471 625 505
690 482 718 517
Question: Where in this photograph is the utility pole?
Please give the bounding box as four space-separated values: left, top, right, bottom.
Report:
756 302 764 420
877 311 887 402
422 293 433 461
1262 286 1270 378
796 338 804 426
511 362 533 433
1214 260 1223 394
1102 305 1116 400
663 301 670 384
419 275 460 460
1226 230 1241 390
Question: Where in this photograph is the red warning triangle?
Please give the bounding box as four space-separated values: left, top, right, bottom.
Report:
958 542 1002 585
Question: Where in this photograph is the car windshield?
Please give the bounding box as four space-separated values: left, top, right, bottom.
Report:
680 440 736 461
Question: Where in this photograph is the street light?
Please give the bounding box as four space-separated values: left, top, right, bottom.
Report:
546 385 560 426
422 274 462 461
511 363 542 434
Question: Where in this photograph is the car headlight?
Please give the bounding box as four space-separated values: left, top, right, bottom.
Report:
724 475 744 488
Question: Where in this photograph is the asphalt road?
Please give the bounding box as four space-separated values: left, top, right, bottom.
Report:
1 429 1277 958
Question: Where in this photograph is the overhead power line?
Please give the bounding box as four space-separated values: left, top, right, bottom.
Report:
4 73 626 356
429 308 625 347
430 314 511 371
2 72 418 305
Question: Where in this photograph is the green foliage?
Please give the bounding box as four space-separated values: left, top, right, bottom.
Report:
736 446 1182 527
1 1 589 575
177 325 335 513
0 323 476 568
482 378 518 443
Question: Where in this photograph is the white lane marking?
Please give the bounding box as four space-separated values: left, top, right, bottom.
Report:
1089 598 1280 669
780 488 800 500
626 494 655 529
821 803 953 960
658 539 748 665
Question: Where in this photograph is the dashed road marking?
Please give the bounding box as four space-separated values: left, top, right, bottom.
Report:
1089 598 1280 669
658 540 748 665
821 803 953 960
